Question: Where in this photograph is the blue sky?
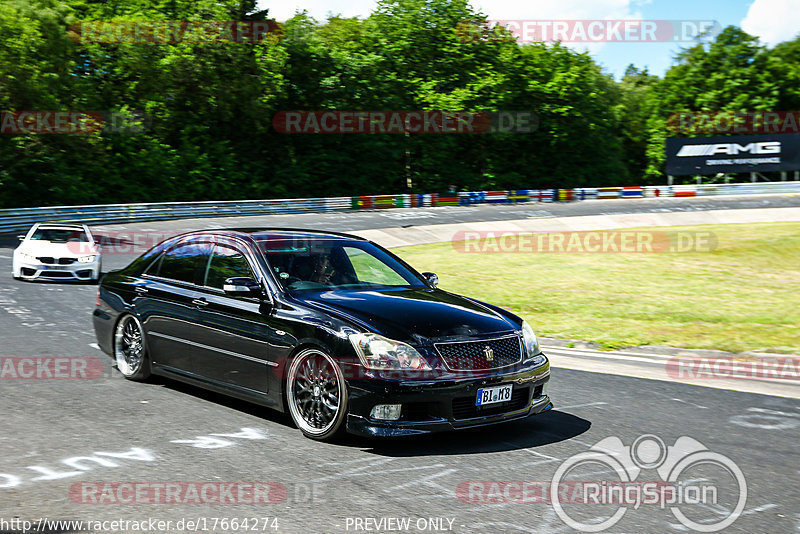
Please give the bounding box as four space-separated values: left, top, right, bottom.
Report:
256 0 799 78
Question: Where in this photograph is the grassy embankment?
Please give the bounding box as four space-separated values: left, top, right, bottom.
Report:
393 222 800 354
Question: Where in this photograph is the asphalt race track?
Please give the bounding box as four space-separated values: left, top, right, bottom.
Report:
1 195 799 533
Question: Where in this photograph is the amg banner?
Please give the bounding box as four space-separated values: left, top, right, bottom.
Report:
666 133 800 175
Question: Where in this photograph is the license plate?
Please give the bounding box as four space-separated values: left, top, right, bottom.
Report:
47 265 66 270
476 384 513 406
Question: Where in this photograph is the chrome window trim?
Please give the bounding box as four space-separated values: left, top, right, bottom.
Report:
148 331 279 367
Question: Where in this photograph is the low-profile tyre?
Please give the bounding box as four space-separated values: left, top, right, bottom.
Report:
286 347 348 441
114 314 151 381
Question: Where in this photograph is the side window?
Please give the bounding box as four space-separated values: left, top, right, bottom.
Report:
152 241 208 284
204 245 256 289
343 247 408 286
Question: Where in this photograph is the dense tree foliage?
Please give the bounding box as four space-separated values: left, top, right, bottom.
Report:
0 0 797 207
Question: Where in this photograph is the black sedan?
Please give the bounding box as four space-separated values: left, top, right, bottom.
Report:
93 229 552 440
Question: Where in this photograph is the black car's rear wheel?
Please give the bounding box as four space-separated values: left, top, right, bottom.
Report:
286 348 348 440
114 314 151 381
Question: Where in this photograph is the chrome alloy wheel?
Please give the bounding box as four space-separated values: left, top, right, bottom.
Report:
286 348 347 438
114 315 146 377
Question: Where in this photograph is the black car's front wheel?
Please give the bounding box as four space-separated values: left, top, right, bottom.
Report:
114 314 151 381
286 348 348 440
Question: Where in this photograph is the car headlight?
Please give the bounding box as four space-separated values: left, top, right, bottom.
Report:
78 255 97 263
521 320 542 361
349 333 432 371
17 251 36 262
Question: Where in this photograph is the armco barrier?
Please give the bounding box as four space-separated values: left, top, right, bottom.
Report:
2 182 799 234
597 187 621 199
672 185 697 198
437 194 459 207
373 195 396 209
508 190 529 203
528 189 554 202
574 188 598 200
485 191 507 204
622 186 643 198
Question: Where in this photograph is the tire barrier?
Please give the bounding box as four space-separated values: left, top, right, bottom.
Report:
2 182 799 234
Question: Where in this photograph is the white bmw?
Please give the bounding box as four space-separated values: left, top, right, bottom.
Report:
12 223 102 282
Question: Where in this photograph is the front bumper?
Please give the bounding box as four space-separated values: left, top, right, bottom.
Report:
15 259 100 281
345 359 552 437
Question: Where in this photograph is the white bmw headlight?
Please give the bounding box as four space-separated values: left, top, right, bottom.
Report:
78 255 97 263
521 320 542 360
349 333 432 371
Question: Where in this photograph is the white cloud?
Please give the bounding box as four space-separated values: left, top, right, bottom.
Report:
257 0 646 61
258 0 377 22
471 0 636 20
741 0 800 45
258 0 642 25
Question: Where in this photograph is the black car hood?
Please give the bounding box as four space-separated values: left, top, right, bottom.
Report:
291 288 518 342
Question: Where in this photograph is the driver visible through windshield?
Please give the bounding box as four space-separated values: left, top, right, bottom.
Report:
30 227 90 243
257 237 426 292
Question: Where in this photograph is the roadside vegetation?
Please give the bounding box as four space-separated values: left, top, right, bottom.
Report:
394 222 800 354
1 0 800 207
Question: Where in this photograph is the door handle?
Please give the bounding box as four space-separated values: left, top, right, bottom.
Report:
135 287 149 294
191 298 209 307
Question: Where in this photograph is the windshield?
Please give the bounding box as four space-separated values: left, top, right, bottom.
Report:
258 238 427 292
29 228 89 243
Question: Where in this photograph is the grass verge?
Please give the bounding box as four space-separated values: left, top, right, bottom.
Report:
393 222 800 354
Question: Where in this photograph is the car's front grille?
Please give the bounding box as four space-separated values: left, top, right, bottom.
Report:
452 385 530 419
434 335 523 371
36 257 75 265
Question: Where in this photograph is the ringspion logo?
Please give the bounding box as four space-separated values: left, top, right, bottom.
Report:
550 435 746 532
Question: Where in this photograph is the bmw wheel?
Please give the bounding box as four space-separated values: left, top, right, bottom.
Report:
286 348 348 440
114 314 151 380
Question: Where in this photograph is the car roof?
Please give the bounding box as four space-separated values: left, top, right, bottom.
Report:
34 223 89 231
185 228 367 242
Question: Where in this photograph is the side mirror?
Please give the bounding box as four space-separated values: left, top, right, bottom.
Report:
223 277 263 297
422 272 438 288
17 235 25 241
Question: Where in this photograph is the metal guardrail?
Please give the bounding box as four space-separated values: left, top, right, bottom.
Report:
0 197 352 234
1 182 798 234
